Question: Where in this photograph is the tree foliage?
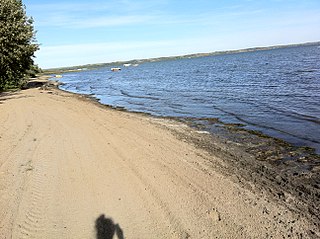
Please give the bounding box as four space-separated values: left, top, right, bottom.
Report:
0 0 39 91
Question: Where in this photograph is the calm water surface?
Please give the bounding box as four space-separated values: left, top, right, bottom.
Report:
60 45 320 153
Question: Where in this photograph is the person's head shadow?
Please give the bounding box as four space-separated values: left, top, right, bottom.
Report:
95 214 124 239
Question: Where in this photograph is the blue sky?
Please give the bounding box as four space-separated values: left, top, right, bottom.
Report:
24 0 320 69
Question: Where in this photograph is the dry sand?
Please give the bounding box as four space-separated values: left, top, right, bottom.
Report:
0 87 318 238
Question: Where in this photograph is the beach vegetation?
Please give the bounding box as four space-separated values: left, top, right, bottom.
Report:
0 0 39 91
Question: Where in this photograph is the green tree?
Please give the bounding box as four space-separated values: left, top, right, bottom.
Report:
0 0 39 91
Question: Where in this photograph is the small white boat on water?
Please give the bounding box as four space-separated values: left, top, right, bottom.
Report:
123 63 131 67
111 68 121 72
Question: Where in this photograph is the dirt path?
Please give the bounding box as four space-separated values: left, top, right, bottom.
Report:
0 88 316 238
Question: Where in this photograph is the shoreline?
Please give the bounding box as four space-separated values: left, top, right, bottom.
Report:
38 79 320 222
57 81 320 228
60 85 320 155
56 76 319 159
0 79 319 237
50 77 320 225
57 70 320 155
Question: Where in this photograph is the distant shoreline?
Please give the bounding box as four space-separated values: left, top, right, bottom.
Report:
43 41 320 73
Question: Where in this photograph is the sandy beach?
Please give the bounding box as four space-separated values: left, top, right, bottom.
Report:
0 84 319 238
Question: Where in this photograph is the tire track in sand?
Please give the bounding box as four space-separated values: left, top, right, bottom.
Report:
11 113 65 239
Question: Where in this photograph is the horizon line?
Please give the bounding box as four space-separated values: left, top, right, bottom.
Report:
42 40 320 71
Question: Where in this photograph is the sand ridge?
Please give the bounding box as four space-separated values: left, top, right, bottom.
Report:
0 88 317 238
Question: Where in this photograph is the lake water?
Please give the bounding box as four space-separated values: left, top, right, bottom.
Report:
60 45 320 153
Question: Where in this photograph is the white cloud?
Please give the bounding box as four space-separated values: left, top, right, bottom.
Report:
36 14 156 28
27 0 167 29
27 0 320 68
27 0 167 13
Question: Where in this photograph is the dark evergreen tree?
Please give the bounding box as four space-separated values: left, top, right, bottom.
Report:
0 0 39 91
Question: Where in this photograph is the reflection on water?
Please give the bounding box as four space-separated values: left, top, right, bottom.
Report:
60 45 320 153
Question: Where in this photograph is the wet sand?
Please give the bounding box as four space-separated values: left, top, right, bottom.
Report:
0 84 319 238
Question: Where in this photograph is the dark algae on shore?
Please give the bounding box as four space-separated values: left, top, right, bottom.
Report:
173 116 320 235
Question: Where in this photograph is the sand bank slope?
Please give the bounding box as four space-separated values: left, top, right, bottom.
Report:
0 88 316 238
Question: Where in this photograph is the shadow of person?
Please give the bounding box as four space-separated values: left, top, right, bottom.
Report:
95 214 124 239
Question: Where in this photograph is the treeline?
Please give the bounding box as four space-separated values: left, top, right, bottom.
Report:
0 0 39 91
